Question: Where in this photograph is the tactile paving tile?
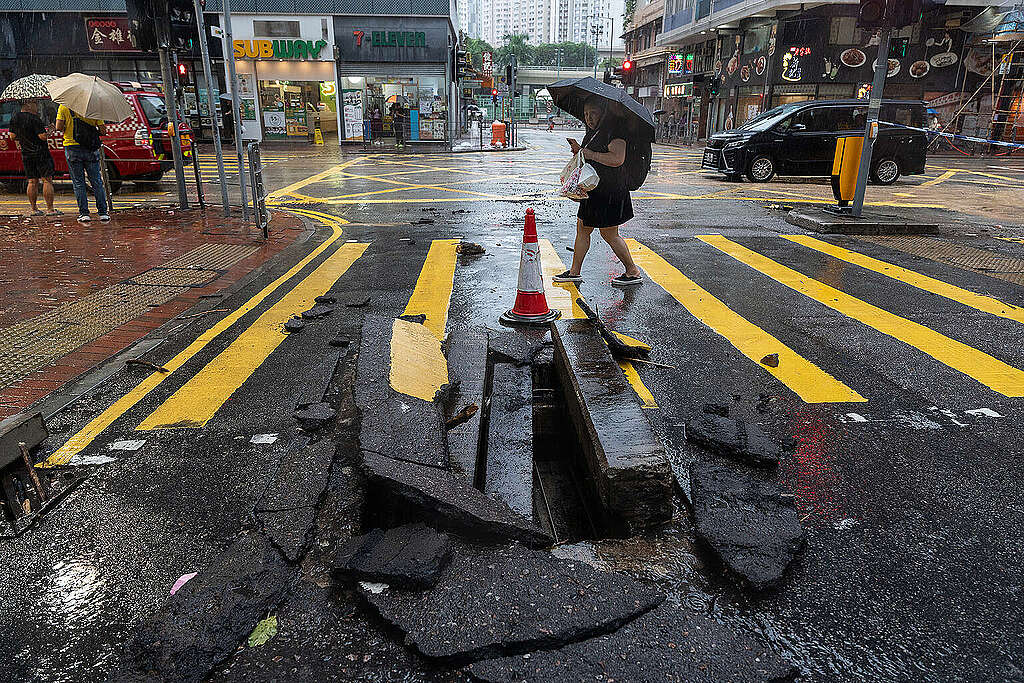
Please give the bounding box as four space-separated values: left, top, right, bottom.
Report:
0 244 256 390
861 236 1024 286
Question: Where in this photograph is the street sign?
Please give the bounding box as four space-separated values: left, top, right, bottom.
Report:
482 51 493 76
463 80 482 88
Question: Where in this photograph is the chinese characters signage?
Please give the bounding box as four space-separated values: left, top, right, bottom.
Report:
482 51 493 76
668 54 684 76
781 46 811 82
85 17 139 53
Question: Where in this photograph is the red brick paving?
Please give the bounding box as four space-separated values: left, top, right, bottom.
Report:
0 207 305 419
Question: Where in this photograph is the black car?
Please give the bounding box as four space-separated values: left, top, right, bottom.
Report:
701 99 927 185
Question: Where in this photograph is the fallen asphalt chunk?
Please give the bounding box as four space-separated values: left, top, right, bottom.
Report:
551 319 674 534
445 327 488 482
469 602 798 682
0 410 47 470
358 542 664 664
484 363 534 520
284 317 306 333
488 328 549 367
256 438 335 561
293 402 336 431
357 315 448 468
690 460 805 591
361 452 552 547
314 294 337 304
116 534 294 683
301 304 335 319
332 523 452 588
687 414 782 468
457 241 486 255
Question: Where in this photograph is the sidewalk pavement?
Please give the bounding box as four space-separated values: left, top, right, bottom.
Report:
0 208 305 420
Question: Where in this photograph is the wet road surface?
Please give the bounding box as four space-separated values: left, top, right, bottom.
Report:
3 129 1024 681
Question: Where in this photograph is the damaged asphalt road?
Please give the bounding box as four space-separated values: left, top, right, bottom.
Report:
5 132 1024 681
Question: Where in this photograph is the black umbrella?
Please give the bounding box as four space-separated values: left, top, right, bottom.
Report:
545 76 655 142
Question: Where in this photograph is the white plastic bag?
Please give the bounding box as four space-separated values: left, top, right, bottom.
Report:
559 150 600 199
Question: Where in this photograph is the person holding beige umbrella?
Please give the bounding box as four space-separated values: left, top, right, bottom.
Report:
46 73 133 224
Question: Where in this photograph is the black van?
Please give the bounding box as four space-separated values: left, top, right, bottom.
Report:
701 99 927 185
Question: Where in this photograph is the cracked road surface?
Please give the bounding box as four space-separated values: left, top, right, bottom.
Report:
3 129 1024 681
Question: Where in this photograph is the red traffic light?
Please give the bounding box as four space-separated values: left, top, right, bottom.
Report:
622 60 633 71
491 88 498 96
176 63 187 77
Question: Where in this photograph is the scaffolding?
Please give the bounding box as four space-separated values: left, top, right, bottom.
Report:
934 5 1024 155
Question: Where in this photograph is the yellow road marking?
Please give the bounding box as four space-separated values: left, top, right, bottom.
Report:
389 319 448 401
699 235 1024 397
41 209 349 465
627 239 864 403
538 239 656 408
784 235 1024 325
268 157 364 200
136 241 367 430
402 239 460 340
920 170 957 187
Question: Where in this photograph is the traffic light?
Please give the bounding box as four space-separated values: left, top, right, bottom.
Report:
856 0 887 29
456 48 469 80
621 59 634 84
168 0 196 51
176 62 189 85
491 88 498 104
603 68 612 84
890 0 923 28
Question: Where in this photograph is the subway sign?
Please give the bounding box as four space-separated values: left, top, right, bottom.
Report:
352 30 427 48
233 39 329 60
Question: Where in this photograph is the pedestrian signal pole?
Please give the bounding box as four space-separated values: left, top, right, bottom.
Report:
222 0 250 220
851 0 895 217
156 13 190 209
192 0 230 215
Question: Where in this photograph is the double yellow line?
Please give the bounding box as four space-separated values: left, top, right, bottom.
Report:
43 208 355 466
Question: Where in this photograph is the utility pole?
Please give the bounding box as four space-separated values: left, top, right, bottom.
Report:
222 0 249 220
851 26 893 217
192 0 230 215
156 8 189 209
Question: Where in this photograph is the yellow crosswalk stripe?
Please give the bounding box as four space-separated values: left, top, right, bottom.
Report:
390 239 460 401
699 235 1024 397
42 209 350 465
539 239 657 409
135 241 368 430
627 239 865 403
783 235 1024 325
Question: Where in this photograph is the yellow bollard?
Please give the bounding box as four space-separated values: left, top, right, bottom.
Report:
831 136 863 209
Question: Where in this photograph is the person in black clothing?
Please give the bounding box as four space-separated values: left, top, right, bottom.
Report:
554 97 642 287
10 100 58 216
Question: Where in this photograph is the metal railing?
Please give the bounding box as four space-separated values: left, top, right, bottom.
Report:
247 142 270 238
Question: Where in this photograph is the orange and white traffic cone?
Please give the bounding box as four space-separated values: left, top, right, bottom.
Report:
501 208 560 325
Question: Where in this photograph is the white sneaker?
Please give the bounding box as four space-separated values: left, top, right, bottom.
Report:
77 214 91 223
98 214 111 222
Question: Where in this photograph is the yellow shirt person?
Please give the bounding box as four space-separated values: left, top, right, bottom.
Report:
55 105 104 148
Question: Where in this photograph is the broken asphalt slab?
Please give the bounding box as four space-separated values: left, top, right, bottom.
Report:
469 602 798 682
484 363 534 520
358 542 664 664
488 327 549 367
115 534 294 683
333 523 452 588
256 438 335 561
357 315 448 468
687 414 781 468
690 460 805 591
360 452 551 547
551 319 674 534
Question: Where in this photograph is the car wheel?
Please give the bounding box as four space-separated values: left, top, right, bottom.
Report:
871 158 900 185
747 155 775 182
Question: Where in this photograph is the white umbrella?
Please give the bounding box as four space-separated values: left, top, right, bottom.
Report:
0 74 58 102
46 73 132 122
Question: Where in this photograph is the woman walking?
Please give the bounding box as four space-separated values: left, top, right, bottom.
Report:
554 97 643 287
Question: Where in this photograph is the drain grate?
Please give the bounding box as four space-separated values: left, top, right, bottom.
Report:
0 243 257 390
861 236 1024 285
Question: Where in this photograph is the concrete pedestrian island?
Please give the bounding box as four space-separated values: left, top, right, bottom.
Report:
550 320 674 534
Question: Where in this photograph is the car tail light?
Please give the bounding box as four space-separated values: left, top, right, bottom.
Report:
134 128 152 148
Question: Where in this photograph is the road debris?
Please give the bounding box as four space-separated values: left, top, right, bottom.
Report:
284 317 306 333
576 297 650 360
333 524 452 588
247 615 278 648
398 313 427 324
445 403 479 429
301 304 335 319
170 572 197 595
314 295 337 304
760 353 780 368
125 358 169 373
456 241 486 255
346 297 371 308
293 402 336 430
18 442 47 502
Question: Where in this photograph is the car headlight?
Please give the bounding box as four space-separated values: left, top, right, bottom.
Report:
723 138 751 149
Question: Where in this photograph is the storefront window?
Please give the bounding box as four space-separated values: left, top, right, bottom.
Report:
743 27 769 55
344 75 448 144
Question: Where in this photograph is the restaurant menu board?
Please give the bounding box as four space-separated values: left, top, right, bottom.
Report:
342 89 364 141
